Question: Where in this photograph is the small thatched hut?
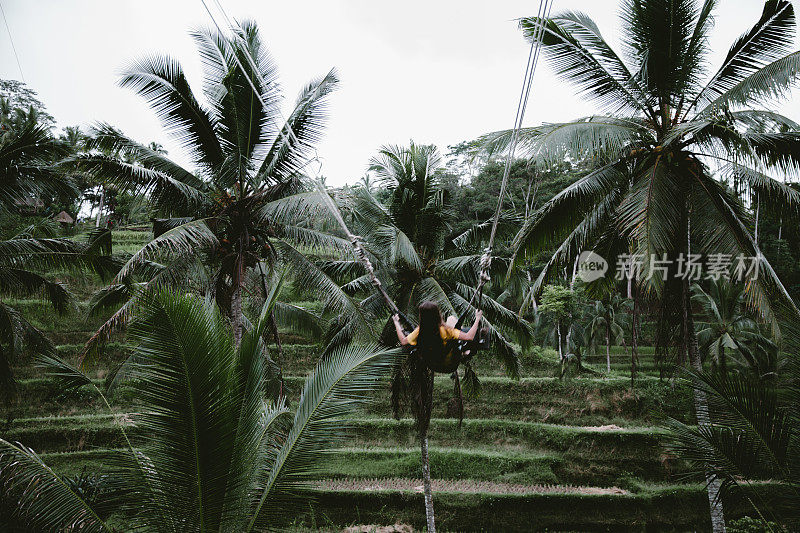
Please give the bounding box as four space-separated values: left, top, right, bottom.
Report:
54 211 74 226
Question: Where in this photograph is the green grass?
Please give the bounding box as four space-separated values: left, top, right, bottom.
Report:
357 375 694 425
292 482 788 532
4 299 107 333
326 447 560 485
293 485 718 531
1 414 125 452
39 444 688 493
6 414 683 484
9 372 692 425
0 229 720 531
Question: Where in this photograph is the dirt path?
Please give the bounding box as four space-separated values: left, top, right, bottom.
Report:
319 478 628 495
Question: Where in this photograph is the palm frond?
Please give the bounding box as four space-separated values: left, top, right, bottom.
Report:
477 116 650 163
449 287 521 377
617 160 684 282
83 257 203 365
272 302 323 339
274 240 374 341
519 16 650 115
256 69 339 185
278 226 352 254
691 169 800 336
68 153 207 216
86 122 205 188
698 50 800 114
0 302 55 396
0 439 110 532
122 291 238 528
246 343 400 528
0 123 75 208
692 0 796 112
511 161 625 266
0 267 71 313
113 219 217 282
622 0 713 103
256 191 333 227
528 189 622 302
723 163 800 221
0 236 118 281
119 54 223 168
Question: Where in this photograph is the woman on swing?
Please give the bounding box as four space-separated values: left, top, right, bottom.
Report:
392 301 483 371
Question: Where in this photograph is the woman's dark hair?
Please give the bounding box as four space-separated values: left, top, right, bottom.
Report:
417 301 443 358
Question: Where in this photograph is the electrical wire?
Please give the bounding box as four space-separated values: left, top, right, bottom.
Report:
0 0 25 82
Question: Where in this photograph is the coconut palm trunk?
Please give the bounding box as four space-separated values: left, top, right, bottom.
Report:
631 282 640 384
683 278 726 533
230 258 244 348
269 312 286 397
420 434 436 532
230 284 243 347
605 313 612 374
556 319 565 378
94 188 104 228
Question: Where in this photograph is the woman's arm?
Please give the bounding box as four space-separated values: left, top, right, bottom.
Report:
392 314 410 345
459 310 483 341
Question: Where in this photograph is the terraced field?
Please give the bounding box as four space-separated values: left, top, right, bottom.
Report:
2 230 761 531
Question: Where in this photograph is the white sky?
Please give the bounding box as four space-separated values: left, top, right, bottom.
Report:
1 0 798 186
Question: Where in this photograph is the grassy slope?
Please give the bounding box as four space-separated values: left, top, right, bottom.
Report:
0 229 747 531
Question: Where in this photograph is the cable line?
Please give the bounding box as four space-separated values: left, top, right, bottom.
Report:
0 0 25 82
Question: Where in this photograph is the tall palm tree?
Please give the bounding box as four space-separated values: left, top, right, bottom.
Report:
480 2 800 530
73 21 370 356
0 290 398 531
331 142 529 533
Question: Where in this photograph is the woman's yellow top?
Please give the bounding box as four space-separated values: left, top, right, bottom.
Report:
405 326 461 345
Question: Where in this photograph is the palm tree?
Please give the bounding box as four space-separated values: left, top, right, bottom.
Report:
480 2 800 530
0 113 115 419
345 143 529 368
666 364 800 529
692 279 766 375
586 294 628 374
1 109 73 208
73 21 370 357
0 290 398 531
332 142 529 532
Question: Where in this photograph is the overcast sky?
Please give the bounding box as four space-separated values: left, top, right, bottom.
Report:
2 1 798 185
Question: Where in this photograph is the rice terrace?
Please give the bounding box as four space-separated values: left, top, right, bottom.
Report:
1 0 800 531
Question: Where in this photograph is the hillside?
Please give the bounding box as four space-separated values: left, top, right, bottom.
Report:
3 230 765 531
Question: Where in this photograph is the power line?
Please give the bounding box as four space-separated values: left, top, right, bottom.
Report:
0 0 24 82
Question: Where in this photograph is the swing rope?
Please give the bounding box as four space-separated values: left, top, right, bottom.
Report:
312 2 555 326
200 0 553 331
314 181 411 321
468 0 553 313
